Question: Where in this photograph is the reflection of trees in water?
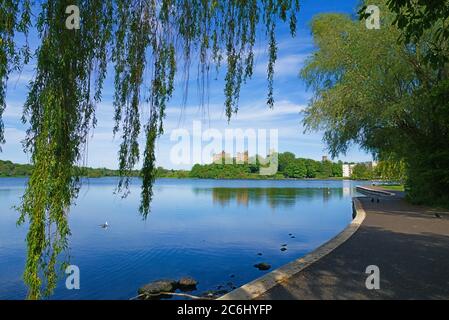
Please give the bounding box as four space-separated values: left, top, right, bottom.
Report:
193 187 344 208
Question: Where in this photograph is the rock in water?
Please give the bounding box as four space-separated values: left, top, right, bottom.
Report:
202 291 216 298
280 247 287 252
254 263 271 271
177 277 198 291
201 289 229 299
138 279 176 295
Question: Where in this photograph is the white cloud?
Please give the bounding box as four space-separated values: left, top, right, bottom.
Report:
254 54 308 77
8 71 35 86
3 127 26 140
233 100 305 121
3 102 24 118
163 99 304 124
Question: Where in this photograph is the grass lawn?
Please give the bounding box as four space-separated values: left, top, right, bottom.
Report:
379 184 405 192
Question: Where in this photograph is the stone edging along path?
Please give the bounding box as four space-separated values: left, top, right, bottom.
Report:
355 186 395 197
218 198 367 300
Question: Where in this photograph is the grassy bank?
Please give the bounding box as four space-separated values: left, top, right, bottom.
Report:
378 184 405 192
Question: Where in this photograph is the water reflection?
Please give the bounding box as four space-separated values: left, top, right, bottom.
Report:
193 187 347 208
0 178 370 300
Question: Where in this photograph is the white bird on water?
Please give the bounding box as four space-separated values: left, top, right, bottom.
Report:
99 222 109 229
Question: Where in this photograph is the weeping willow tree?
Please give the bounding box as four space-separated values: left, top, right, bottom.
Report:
0 0 31 149
0 0 300 299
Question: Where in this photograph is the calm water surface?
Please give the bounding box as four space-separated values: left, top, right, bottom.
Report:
0 178 371 299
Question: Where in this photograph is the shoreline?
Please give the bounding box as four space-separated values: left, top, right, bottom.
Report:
218 197 366 300
0 175 378 182
250 189 449 300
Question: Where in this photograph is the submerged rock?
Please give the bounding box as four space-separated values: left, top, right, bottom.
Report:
138 279 177 296
254 263 271 271
280 247 287 252
202 289 229 298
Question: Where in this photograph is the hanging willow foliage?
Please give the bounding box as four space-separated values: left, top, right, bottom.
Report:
0 0 300 299
0 0 31 150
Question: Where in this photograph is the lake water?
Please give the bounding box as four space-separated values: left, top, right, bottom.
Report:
0 177 371 300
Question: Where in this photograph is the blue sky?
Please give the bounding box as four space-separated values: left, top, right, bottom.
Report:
1 0 372 169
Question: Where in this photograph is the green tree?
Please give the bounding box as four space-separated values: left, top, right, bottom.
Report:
278 152 296 172
375 158 407 184
284 159 307 178
350 164 373 180
318 160 333 178
190 164 203 178
301 0 449 207
304 158 319 178
332 161 343 177
385 0 449 67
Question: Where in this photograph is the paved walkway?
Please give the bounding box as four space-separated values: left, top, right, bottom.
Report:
257 190 449 300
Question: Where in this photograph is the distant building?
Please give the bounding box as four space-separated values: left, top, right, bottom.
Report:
213 151 230 163
236 151 249 163
360 161 378 169
342 163 356 178
342 161 378 178
322 156 329 162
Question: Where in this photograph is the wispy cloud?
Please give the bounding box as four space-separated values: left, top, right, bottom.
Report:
255 54 308 78
233 100 305 121
8 70 35 87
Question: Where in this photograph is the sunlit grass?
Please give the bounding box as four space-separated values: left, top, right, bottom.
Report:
379 184 405 192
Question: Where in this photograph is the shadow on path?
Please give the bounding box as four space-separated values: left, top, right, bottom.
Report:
257 196 449 300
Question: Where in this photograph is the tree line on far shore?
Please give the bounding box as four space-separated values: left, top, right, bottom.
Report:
189 152 404 181
189 152 344 179
0 159 187 179
1 154 404 181
0 159 128 178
